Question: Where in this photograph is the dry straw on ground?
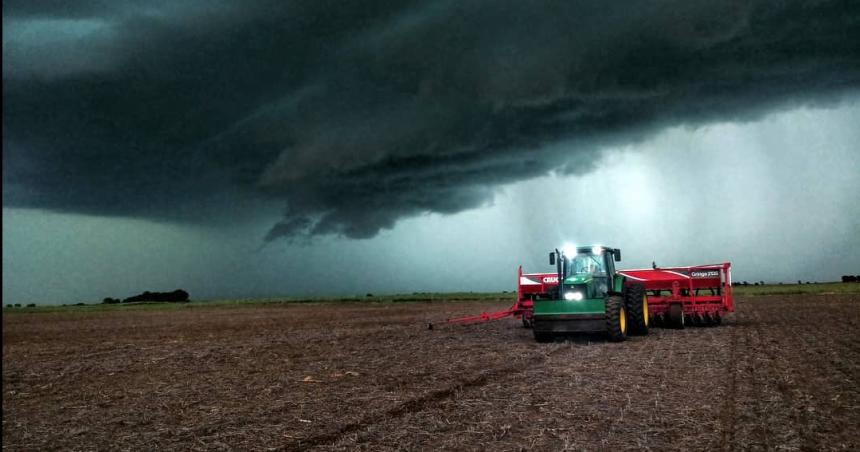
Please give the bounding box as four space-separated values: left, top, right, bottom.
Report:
3 294 859 450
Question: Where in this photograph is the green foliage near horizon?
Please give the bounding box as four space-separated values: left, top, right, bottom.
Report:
4 283 859 314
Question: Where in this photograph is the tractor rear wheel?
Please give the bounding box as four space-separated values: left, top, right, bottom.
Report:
624 284 649 335
668 303 685 329
605 295 627 342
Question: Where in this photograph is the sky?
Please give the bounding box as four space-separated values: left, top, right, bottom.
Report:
3 1 860 304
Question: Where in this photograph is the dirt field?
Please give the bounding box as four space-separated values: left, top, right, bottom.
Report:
3 294 859 451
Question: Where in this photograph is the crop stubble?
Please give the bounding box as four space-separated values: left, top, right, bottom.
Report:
3 294 859 451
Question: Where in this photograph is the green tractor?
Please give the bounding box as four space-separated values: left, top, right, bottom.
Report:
532 245 649 342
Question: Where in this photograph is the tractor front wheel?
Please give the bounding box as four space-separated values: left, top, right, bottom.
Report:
605 296 627 342
624 283 650 335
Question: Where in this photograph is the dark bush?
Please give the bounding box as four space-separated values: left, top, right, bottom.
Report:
26 303 36 308
5 304 12 308
102 297 121 304
14 303 21 308
122 289 189 303
842 275 857 283
74 302 86 306
365 293 374 297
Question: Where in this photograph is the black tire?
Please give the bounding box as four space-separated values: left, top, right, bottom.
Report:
605 295 627 342
522 317 533 328
668 304 685 329
713 313 722 326
534 331 553 343
624 283 650 336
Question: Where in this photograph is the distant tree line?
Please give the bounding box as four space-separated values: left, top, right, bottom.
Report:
103 289 190 304
731 281 766 287
4 290 191 309
843 275 860 283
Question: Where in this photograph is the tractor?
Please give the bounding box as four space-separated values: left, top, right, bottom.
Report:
532 245 648 342
445 245 732 342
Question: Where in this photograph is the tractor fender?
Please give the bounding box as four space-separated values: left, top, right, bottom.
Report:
610 274 626 295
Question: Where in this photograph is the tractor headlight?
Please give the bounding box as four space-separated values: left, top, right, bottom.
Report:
564 291 583 301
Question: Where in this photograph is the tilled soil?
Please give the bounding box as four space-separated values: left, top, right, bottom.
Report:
3 294 859 451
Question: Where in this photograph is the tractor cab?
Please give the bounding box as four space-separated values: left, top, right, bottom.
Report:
549 246 622 301
534 245 629 341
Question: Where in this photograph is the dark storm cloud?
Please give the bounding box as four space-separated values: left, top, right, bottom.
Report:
4 1 860 239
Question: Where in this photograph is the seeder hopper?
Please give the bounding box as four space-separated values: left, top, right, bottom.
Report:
446 245 733 342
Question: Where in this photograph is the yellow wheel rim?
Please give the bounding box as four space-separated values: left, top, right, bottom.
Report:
619 307 627 334
643 294 649 327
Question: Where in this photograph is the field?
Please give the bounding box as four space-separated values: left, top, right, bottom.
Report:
3 288 860 451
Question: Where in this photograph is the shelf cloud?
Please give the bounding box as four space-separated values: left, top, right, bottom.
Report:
4 0 860 239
